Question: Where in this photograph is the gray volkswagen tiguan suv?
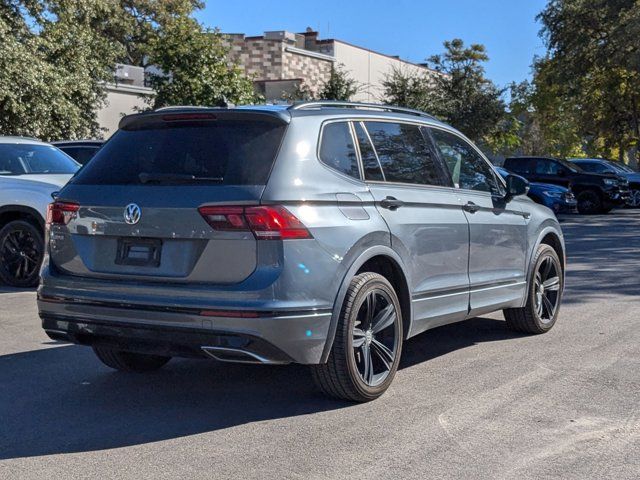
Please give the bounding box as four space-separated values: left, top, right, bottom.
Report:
38 101 565 402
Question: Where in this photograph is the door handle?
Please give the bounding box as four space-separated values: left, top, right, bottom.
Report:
380 196 404 210
462 201 480 213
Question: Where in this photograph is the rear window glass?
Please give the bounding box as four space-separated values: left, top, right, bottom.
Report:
364 121 447 186
318 122 360 179
72 118 286 185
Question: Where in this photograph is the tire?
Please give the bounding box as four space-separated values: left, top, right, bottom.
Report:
93 346 171 372
0 219 44 287
504 244 563 334
629 189 640 208
576 190 602 214
311 273 403 402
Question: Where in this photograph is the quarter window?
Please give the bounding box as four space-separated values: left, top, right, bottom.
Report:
430 128 501 194
364 121 446 186
319 122 360 179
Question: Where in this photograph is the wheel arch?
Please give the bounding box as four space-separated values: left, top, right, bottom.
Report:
0 205 45 232
521 226 566 307
320 246 412 363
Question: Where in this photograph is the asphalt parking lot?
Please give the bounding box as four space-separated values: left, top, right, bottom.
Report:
1 210 639 480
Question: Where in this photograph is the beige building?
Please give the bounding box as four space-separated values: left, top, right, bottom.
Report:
225 29 437 103
97 65 154 138
96 32 437 135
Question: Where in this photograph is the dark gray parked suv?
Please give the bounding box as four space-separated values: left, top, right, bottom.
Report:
38 102 566 401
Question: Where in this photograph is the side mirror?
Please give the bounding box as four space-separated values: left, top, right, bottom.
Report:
504 174 529 202
557 169 567 177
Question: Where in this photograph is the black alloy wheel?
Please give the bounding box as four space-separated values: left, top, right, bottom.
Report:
0 220 44 287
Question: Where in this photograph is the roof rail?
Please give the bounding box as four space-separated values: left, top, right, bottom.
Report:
289 101 436 120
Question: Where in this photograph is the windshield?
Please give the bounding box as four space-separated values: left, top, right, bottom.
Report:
609 161 635 173
557 158 581 172
72 118 287 186
0 144 79 175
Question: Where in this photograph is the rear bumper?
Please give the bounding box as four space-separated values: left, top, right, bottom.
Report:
38 296 333 364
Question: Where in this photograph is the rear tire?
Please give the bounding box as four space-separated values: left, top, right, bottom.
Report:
504 244 563 334
576 190 602 214
311 273 403 402
0 219 44 287
93 346 171 372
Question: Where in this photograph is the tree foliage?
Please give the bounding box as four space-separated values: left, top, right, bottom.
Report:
0 0 122 140
145 18 260 109
382 39 513 152
0 0 259 139
535 0 640 165
319 64 359 101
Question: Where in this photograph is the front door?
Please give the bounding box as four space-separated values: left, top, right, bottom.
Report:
355 121 470 335
429 127 528 315
530 158 572 188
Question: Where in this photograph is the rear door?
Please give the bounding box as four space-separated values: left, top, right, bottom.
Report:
429 127 528 315
358 120 470 335
49 111 287 284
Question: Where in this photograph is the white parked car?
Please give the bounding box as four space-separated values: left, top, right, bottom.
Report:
0 136 79 287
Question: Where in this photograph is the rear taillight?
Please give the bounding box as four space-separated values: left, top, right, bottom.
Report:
198 205 312 240
46 201 80 226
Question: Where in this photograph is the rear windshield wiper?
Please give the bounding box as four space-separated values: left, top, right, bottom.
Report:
138 172 224 184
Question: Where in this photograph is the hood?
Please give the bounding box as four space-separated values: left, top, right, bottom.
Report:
530 182 569 193
1 173 73 189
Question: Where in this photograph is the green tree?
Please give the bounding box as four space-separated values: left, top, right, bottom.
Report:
381 66 431 110
0 0 122 140
382 39 512 151
319 64 359 101
536 0 640 166
425 39 508 145
145 17 259 109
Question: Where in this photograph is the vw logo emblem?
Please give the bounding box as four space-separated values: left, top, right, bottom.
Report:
124 203 141 225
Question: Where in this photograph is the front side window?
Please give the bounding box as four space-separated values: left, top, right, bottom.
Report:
430 128 501 194
319 122 360 179
535 159 565 175
364 121 447 186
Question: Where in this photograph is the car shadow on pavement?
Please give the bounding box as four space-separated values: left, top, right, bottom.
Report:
0 316 518 460
0 285 36 294
558 210 640 303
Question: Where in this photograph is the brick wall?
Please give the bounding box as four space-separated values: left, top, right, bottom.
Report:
224 34 334 100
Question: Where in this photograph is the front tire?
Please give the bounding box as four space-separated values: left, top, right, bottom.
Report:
0 220 44 287
576 190 602 214
93 346 171 372
311 273 403 402
504 244 563 334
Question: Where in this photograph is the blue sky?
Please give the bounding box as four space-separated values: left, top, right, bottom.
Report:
196 0 549 88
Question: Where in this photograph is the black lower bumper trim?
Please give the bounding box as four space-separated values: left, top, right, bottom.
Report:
42 315 293 364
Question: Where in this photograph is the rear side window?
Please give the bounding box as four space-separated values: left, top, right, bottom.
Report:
364 121 447 186
354 122 384 181
72 117 286 185
504 158 532 175
318 122 360 179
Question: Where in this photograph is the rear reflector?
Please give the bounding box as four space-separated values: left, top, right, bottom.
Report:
47 201 80 225
198 205 312 240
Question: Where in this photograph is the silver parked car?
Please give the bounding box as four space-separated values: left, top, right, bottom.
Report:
0 136 79 287
38 102 566 402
